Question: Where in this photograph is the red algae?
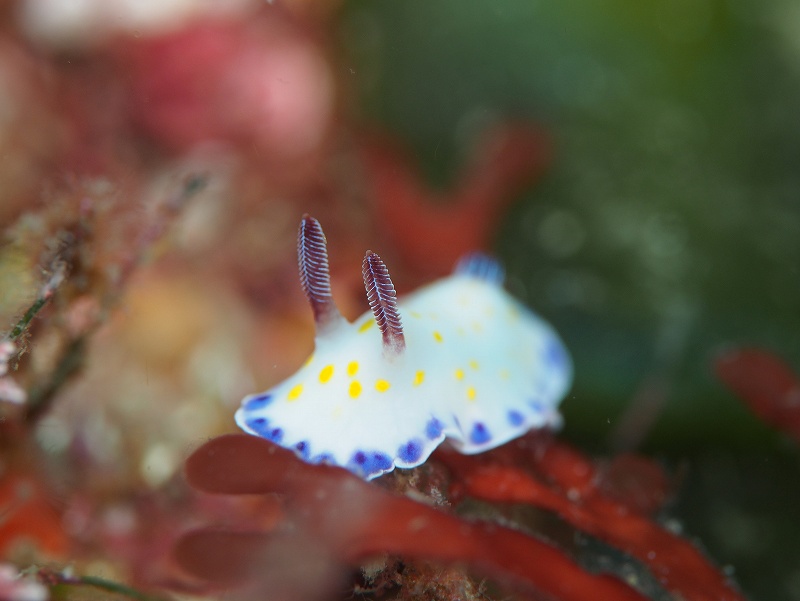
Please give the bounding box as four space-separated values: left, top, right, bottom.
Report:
450 460 743 601
715 347 800 444
594 454 671 516
117 15 334 163
0 470 68 558
437 435 744 601
359 123 551 278
178 433 649 601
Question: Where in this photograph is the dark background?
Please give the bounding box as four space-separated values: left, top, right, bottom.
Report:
338 2 800 599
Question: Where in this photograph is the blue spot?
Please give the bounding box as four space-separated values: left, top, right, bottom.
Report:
245 416 271 437
507 410 525 426
295 440 310 459
455 253 505 284
469 422 491 445
425 418 444 440
246 419 284 445
529 399 545 413
545 340 566 369
370 452 393 471
244 394 273 411
349 450 393 477
398 439 423 464
312 452 335 464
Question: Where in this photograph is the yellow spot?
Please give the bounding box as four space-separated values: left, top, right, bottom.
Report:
413 371 425 386
319 365 334 383
288 384 303 401
500 369 510 380
358 320 375 333
375 379 391 392
349 381 362 398
303 354 314 367
469 360 479 370
347 361 359 377
456 327 466 336
471 322 484 333
467 386 476 401
454 368 464 381
433 331 444 343
410 311 422 318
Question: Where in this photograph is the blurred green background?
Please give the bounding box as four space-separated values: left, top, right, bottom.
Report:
338 1 800 599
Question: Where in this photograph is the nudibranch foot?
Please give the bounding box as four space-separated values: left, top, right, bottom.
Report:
235 216 572 480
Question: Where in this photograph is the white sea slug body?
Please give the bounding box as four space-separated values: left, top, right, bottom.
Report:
236 215 572 479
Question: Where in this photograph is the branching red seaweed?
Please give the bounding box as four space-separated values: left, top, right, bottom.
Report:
437 437 744 601
359 123 551 278
715 347 800 444
175 432 743 601
177 434 649 601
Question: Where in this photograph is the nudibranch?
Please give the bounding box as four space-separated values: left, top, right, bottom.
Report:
235 215 572 480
